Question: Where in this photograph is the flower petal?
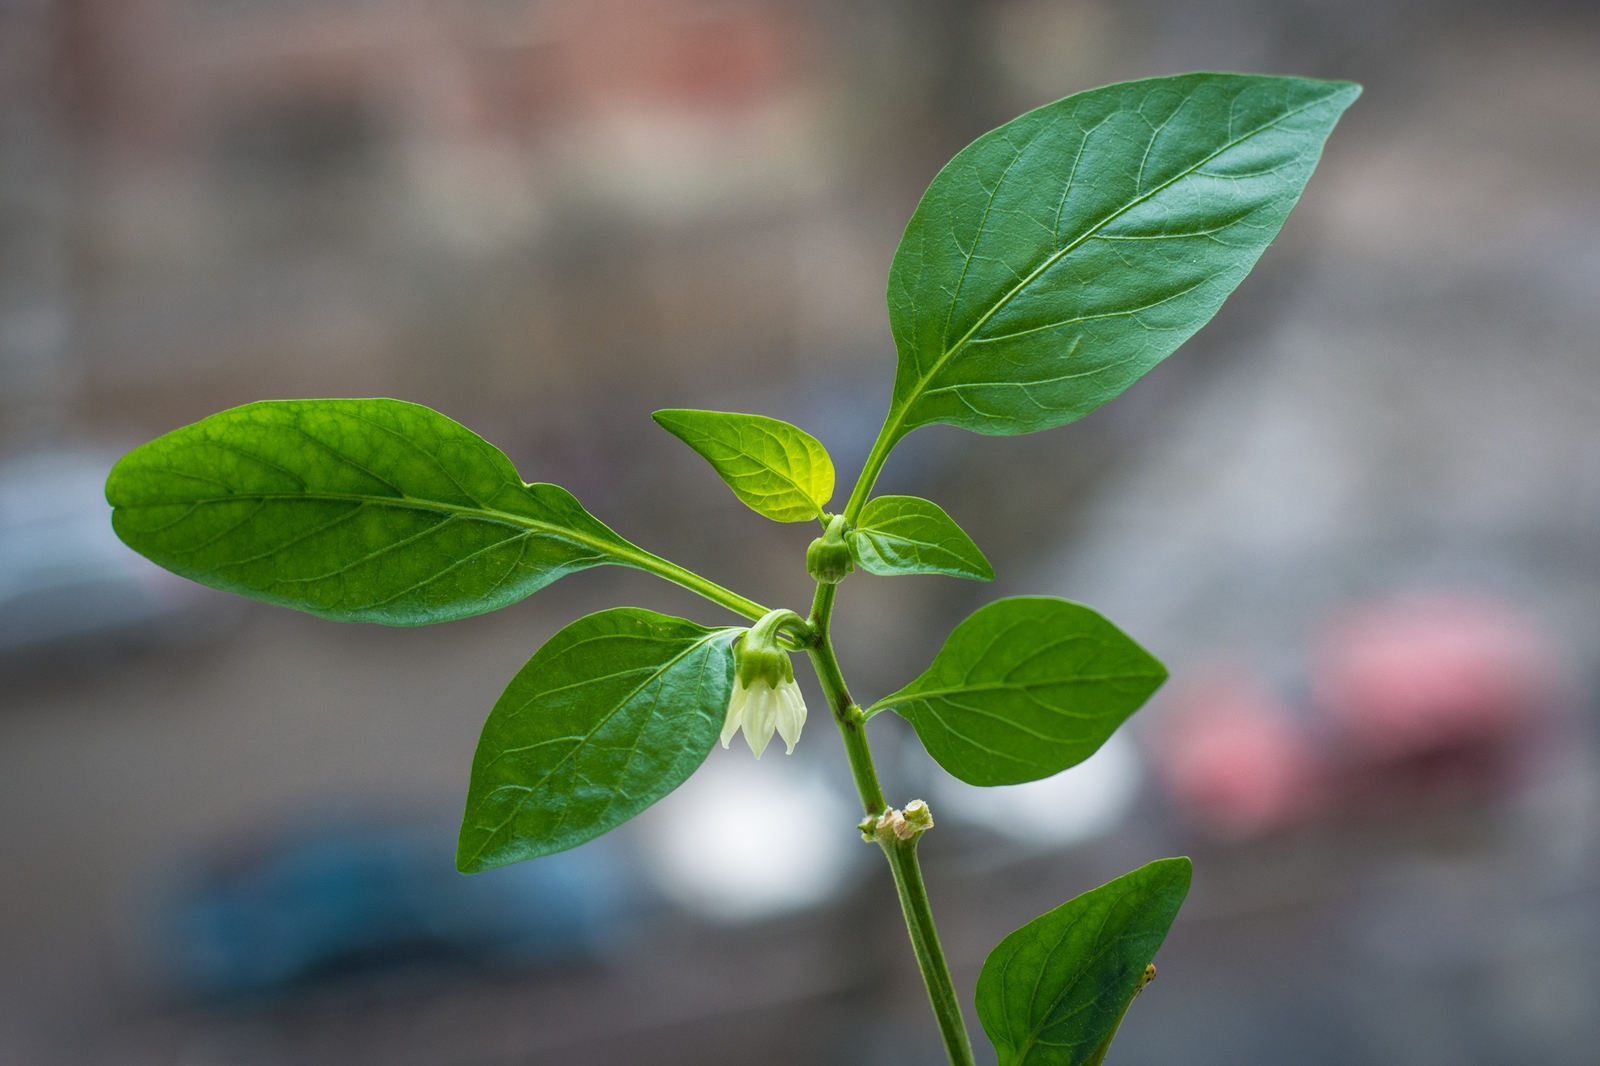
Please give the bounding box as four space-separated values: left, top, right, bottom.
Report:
743 681 778 759
775 679 807 754
721 677 749 748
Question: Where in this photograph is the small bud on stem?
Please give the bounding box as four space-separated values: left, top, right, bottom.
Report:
807 514 855 585
860 799 936 843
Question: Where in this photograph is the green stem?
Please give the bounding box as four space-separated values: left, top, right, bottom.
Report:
619 548 770 622
805 584 885 812
884 837 973 1066
842 417 903 524
803 582 976 1066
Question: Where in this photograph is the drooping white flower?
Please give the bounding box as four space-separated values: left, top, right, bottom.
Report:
722 672 808 758
722 609 808 758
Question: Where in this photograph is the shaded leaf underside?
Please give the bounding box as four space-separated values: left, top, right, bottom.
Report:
459 608 739 870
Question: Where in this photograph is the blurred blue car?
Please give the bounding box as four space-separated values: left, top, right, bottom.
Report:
153 819 639 999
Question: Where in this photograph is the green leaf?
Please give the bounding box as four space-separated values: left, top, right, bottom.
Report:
977 858 1192 1066
106 398 692 626
885 73 1359 441
848 495 993 580
652 409 833 522
870 597 1165 785
458 608 739 871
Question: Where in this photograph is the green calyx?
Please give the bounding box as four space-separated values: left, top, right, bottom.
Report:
806 514 855 585
736 608 805 687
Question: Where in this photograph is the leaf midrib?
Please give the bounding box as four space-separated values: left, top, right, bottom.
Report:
869 671 1160 714
888 88 1341 439
683 430 820 502
658 415 831 519
119 487 645 568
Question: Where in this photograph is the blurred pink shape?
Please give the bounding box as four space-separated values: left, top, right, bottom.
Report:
1154 669 1322 838
1313 594 1554 762
1152 595 1560 839
561 0 798 113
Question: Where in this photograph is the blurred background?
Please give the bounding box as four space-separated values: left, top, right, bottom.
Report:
3 0 1599 1063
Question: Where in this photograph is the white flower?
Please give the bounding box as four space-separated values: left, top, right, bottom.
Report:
723 609 809 758
722 673 807 758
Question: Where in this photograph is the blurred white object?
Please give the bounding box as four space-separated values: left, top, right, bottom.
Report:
637 745 858 923
929 730 1142 849
0 449 206 653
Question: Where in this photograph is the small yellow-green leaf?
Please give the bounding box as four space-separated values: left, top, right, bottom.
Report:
849 495 993 580
652 409 833 522
870 597 1165 785
458 608 739 871
978 858 1191 1066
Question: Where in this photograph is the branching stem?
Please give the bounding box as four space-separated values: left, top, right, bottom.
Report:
804 581 976 1066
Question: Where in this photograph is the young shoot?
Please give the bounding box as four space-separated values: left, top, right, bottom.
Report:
106 72 1358 1065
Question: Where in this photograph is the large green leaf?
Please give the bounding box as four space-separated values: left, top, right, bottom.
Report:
652 409 834 522
869 597 1165 786
977 858 1191 1066
848 495 993 580
885 73 1359 441
458 608 739 871
106 398 705 626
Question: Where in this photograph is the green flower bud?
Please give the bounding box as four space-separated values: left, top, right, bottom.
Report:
806 513 855 585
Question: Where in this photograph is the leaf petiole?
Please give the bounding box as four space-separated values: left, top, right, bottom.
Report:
842 414 902 524
614 543 771 623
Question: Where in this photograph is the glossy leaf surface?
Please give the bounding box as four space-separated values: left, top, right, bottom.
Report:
458 608 738 870
870 597 1165 785
653 409 834 522
848 495 993 580
886 73 1359 440
977 858 1191 1066
107 399 658 625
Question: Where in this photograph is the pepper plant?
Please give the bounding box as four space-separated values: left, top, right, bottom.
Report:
106 73 1357 1064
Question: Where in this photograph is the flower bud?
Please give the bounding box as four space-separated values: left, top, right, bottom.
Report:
859 800 936 843
901 799 934 835
806 514 855 585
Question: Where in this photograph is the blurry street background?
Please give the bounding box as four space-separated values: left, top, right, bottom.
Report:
3 0 1599 1063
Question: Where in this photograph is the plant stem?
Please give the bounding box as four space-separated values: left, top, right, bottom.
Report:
884 837 973 1066
841 418 902 524
619 547 771 622
804 582 977 1066
391 496 772 623
805 583 885 812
